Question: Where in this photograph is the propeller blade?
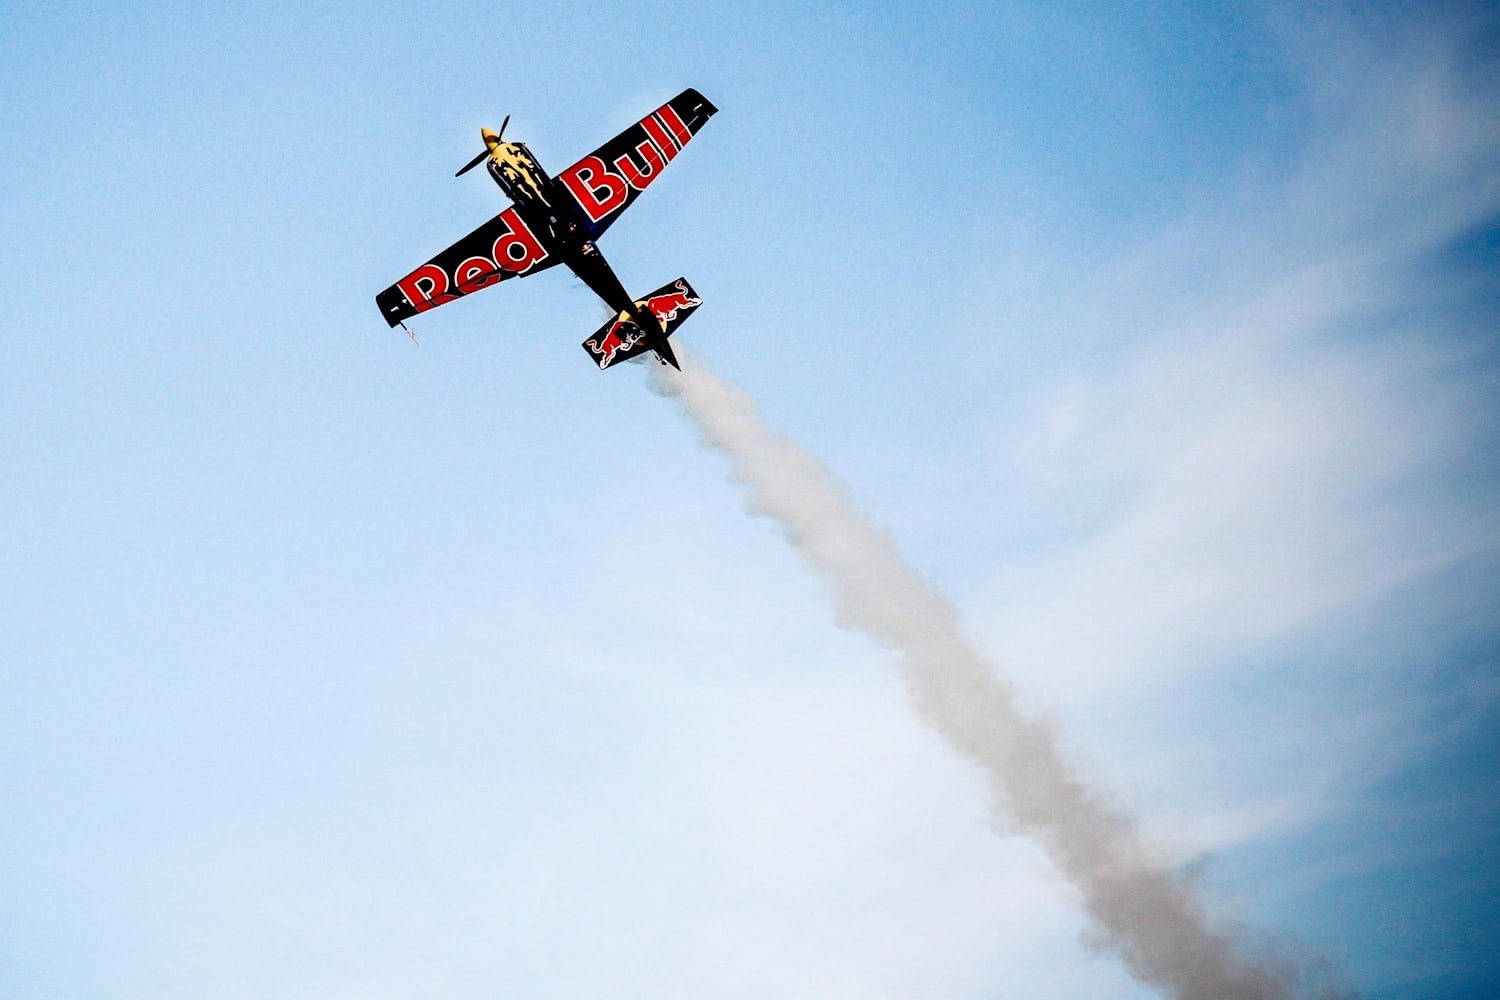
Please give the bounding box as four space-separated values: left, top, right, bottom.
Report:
455 148 490 177
497 114 509 141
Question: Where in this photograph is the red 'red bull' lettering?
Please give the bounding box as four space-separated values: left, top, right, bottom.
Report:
396 263 454 313
560 100 707 227
640 115 679 162
559 156 629 224
454 256 500 294
491 207 547 272
656 104 693 149
397 209 547 309
613 139 666 190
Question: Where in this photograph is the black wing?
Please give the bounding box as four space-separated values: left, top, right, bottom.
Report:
554 88 718 240
376 206 562 327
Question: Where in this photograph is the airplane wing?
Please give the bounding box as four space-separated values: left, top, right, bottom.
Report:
376 206 562 327
555 88 718 240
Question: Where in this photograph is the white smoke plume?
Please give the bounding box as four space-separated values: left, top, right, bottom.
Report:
651 357 1315 1000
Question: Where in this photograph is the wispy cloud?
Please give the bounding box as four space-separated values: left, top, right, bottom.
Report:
959 5 1500 868
650 10 1497 997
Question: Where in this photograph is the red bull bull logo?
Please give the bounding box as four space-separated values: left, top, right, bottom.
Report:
580 277 702 370
584 317 648 368
639 279 702 327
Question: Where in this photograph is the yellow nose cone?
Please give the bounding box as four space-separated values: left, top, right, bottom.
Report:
481 127 500 148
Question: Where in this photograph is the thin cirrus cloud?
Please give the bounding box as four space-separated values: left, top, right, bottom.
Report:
955 13 1500 887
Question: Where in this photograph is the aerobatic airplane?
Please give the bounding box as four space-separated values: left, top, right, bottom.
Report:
376 88 718 370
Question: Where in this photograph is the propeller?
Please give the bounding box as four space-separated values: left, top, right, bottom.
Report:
455 115 509 176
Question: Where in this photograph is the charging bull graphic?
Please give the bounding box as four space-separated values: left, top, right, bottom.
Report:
585 319 649 369
582 278 704 369
640 280 702 326
375 89 718 371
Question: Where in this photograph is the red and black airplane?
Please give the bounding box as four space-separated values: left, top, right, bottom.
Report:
376 89 717 370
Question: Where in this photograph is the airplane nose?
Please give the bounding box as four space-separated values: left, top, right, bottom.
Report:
481 127 499 147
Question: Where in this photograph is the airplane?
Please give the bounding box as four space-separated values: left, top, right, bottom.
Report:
376 88 718 370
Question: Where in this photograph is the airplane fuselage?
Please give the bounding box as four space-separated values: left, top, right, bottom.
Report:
483 139 574 244
482 135 675 365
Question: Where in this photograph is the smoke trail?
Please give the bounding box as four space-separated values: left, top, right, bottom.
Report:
651 356 1302 1000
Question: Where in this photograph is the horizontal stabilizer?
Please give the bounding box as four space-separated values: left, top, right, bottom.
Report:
582 277 702 370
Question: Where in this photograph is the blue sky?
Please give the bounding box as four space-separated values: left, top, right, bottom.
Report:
2 2 1497 998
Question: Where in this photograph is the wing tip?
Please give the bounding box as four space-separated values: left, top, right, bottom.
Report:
678 87 718 118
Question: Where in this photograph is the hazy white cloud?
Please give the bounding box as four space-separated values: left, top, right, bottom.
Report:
953 13 1500 870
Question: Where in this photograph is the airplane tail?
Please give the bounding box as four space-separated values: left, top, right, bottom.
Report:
582 277 703 370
